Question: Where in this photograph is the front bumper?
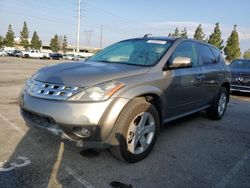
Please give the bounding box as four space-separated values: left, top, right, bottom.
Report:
19 92 129 148
230 84 250 93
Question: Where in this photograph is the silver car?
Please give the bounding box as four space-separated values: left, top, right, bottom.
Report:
19 37 230 162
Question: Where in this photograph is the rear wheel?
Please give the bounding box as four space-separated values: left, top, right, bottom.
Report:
110 98 160 163
207 87 228 120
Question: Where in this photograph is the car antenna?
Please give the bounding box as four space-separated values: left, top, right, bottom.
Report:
143 34 152 38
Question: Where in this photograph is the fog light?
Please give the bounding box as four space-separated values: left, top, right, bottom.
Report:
73 127 91 138
81 128 90 137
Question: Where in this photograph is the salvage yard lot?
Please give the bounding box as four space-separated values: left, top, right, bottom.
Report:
0 56 249 188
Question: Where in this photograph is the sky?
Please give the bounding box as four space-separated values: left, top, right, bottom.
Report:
0 0 250 53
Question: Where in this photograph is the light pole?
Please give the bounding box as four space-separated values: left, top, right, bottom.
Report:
77 0 81 52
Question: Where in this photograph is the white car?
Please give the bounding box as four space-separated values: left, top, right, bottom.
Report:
63 54 76 60
0 50 7 56
21 50 45 59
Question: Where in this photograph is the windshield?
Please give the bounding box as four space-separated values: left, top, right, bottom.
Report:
87 39 172 66
230 60 250 69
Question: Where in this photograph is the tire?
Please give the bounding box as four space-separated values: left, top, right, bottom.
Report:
24 54 29 58
207 87 228 120
110 98 160 163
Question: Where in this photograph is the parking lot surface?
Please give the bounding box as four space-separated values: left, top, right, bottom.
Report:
0 57 249 188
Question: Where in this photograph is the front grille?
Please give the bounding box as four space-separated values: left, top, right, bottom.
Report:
21 109 56 129
26 79 81 100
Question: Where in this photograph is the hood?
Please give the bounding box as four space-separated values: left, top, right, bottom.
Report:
33 61 149 87
230 67 250 77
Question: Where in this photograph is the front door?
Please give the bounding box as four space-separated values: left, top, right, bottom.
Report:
163 41 206 118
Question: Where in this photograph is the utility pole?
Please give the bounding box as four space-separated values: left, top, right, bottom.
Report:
77 0 81 52
100 24 103 49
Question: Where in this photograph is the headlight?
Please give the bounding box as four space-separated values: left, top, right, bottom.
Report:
68 81 125 102
25 78 34 92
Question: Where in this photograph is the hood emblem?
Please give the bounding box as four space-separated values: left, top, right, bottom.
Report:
235 76 243 82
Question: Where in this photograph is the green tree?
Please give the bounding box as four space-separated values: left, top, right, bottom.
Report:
180 27 188 38
208 22 223 49
20 21 29 50
193 24 205 41
243 49 250 59
5 24 15 47
224 25 241 61
30 31 42 50
0 35 4 48
61 35 68 53
50 34 60 52
172 27 180 37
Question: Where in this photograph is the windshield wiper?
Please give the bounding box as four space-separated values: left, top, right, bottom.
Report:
122 62 149 67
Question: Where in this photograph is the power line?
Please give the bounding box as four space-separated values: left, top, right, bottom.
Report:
4 0 77 18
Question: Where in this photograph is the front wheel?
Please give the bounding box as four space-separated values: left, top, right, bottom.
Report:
207 87 228 120
24 54 29 58
110 98 160 163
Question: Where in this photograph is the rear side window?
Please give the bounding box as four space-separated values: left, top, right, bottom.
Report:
197 44 216 65
170 41 199 67
210 46 221 62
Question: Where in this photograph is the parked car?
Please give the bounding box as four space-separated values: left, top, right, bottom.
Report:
19 37 230 162
229 59 250 93
0 47 16 56
50 53 63 60
14 51 22 58
9 50 21 57
0 50 7 56
21 50 45 59
63 53 76 60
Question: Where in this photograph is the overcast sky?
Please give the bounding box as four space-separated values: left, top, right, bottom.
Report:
0 0 249 52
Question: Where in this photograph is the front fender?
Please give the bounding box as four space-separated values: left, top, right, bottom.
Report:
118 85 163 100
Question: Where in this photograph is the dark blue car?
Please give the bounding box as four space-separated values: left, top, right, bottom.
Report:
229 59 250 93
49 53 63 60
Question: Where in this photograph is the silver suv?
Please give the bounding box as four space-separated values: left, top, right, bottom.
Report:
19 37 230 162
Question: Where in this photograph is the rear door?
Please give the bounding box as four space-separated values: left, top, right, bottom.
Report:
164 41 207 118
197 44 222 102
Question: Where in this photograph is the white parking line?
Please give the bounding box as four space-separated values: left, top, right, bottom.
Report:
65 166 95 188
0 156 31 172
0 112 95 188
214 148 250 188
0 112 25 135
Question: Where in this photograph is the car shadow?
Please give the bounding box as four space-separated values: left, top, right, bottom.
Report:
230 91 250 97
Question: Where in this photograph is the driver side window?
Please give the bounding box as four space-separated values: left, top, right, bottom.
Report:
169 42 199 67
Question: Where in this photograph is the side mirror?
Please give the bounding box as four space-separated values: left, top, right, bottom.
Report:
163 57 192 70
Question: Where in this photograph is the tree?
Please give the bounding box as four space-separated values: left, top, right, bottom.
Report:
5 24 15 47
0 36 4 48
61 35 68 53
180 27 188 38
50 34 60 52
30 31 42 50
20 21 29 50
243 49 250 59
224 25 241 61
172 27 180 37
193 24 205 41
208 22 223 49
